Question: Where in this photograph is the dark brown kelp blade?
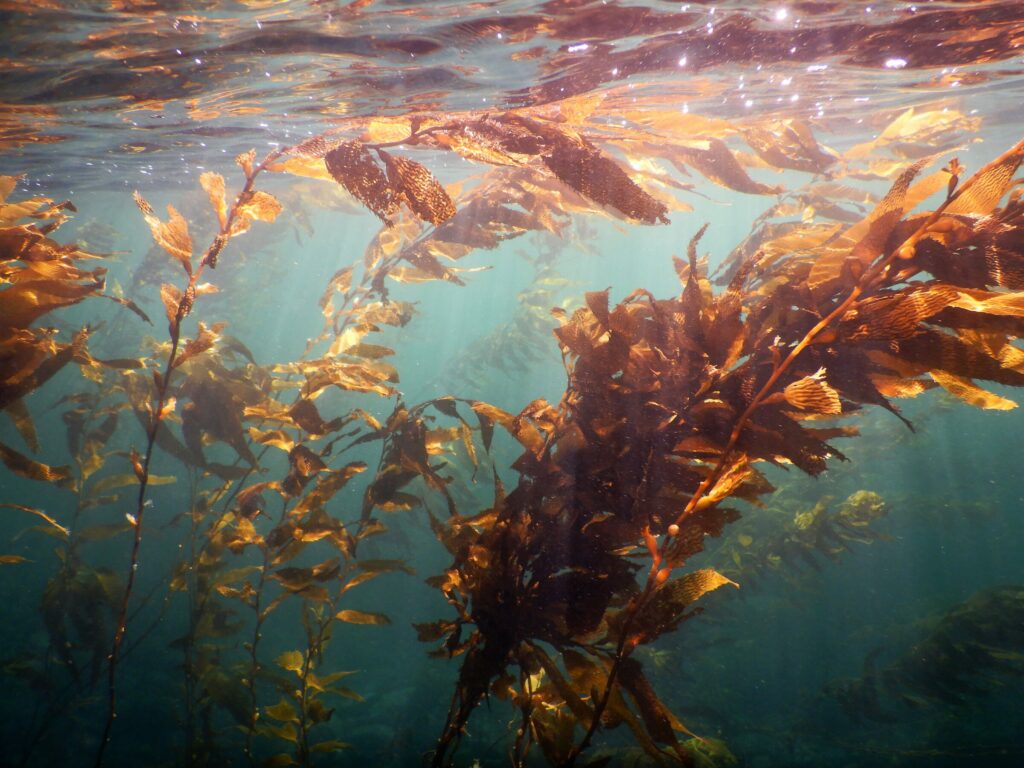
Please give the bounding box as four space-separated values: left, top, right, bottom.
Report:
324 141 399 224
380 151 456 225
541 140 670 225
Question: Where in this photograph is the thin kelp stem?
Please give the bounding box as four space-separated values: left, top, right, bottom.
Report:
560 137 1024 768
243 495 290 767
94 148 285 768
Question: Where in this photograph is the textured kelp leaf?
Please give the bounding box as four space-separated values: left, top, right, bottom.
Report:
160 283 182 327
5 398 38 453
637 569 738 639
236 148 256 178
848 158 932 263
133 192 192 274
945 148 1024 216
468 400 515 452
929 371 1017 410
542 139 669 224
324 141 398 224
380 151 456 225
1 502 69 537
674 138 783 196
807 159 930 292
173 321 221 368
335 609 390 625
0 442 72 487
199 171 228 228
782 370 843 414
743 120 837 174
238 190 282 224
290 462 367 517
0 278 106 330
528 645 594 726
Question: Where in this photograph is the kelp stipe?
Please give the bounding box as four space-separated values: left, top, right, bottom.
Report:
93 148 287 767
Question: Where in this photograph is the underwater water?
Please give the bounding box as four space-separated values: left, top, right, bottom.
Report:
4 1 1024 767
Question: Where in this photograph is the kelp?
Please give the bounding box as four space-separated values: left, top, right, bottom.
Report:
350 136 1024 767
830 586 1024 722
717 491 889 589
4 96 1024 768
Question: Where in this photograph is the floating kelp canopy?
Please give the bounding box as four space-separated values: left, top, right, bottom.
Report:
4 4 1024 768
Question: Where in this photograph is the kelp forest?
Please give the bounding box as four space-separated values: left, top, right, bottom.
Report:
3 3 1024 768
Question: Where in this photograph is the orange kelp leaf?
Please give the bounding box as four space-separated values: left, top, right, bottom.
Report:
947 288 1024 317
945 148 1024 216
133 191 192 274
173 321 222 368
674 139 783 195
929 371 1017 410
159 283 182 327
267 154 336 182
782 369 842 414
380 151 456 225
324 141 398 224
6 398 38 453
264 699 299 724
0 175 19 204
0 502 70 537
334 609 390 625
301 360 398 398
319 265 353 317
236 148 256 178
542 139 669 224
468 400 515 452
848 157 932 263
431 130 523 167
638 568 738 639
239 190 282 224
0 442 72 487
199 171 228 229
558 92 603 125
743 120 837 174
0 278 105 330
276 650 304 674
807 159 929 291
0 555 29 564
364 116 412 144
249 428 295 453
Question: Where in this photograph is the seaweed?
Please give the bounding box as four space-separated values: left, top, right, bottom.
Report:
831 585 1024 720
369 137 1024 767
4 96 1024 768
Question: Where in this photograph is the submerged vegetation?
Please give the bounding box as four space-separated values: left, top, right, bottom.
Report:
4 89 1024 768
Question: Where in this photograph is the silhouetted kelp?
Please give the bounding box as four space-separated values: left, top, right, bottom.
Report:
831 585 1024 720
3 98 1024 768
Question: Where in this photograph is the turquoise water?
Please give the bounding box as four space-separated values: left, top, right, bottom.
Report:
3 2 1024 767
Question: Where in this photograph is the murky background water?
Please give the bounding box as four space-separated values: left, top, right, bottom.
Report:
2 2 1024 767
